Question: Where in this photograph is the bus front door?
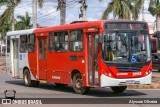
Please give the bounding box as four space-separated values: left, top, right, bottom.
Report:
88 33 98 86
12 39 19 78
38 38 47 80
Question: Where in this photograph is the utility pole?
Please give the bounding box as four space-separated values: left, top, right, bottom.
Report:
142 3 145 21
57 0 66 25
32 0 37 28
79 0 87 21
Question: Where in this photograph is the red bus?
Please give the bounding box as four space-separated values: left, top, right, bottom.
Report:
6 20 152 94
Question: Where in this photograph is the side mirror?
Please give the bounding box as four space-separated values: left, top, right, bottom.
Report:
98 34 104 44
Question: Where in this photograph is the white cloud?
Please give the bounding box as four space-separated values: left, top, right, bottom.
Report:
0 0 156 27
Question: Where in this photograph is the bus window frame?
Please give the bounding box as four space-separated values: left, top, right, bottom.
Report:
20 35 28 53
28 34 36 53
48 30 69 52
69 29 83 52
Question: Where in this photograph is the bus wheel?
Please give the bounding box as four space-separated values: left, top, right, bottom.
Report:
111 86 127 93
23 69 34 87
55 83 67 86
72 73 90 94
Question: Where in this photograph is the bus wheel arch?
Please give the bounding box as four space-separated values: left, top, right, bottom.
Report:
23 67 39 87
71 69 80 80
71 69 90 94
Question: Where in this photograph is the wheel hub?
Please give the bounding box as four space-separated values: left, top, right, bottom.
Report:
24 74 28 84
75 79 82 89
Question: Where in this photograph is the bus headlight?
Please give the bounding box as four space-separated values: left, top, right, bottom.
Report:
108 73 112 77
145 70 151 76
145 71 149 75
104 71 108 75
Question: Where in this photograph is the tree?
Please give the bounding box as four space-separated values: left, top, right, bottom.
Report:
99 0 145 20
15 12 32 30
99 0 132 19
132 0 145 20
0 0 44 31
148 0 160 32
57 0 66 25
0 20 11 39
0 0 21 31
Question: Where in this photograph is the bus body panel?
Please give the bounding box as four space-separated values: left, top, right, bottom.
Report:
100 73 152 87
5 20 152 88
6 29 36 80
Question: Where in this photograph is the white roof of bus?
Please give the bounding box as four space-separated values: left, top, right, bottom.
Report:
6 29 35 36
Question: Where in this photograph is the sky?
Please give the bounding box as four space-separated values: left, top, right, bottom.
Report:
0 0 156 32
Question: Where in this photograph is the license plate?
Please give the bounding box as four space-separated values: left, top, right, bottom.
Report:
126 80 134 84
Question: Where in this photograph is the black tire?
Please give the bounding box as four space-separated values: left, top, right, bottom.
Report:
111 86 127 93
72 73 90 94
33 81 40 87
55 83 67 86
23 69 35 87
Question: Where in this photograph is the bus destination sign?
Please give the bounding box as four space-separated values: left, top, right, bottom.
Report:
105 23 147 30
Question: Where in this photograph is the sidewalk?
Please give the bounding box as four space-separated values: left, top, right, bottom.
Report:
128 72 160 89
0 56 6 72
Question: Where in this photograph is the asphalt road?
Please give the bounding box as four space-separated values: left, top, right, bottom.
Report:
0 71 160 99
0 71 160 106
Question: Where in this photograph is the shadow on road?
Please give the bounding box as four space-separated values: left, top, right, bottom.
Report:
5 80 147 97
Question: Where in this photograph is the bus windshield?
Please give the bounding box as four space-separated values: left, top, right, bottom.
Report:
102 32 151 63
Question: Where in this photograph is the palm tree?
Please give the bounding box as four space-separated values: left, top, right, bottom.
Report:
148 0 160 32
0 0 44 31
15 12 32 30
57 0 66 25
132 0 145 20
99 0 132 19
99 0 145 20
0 0 21 31
0 21 11 39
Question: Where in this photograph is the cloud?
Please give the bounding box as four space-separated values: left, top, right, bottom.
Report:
0 0 156 28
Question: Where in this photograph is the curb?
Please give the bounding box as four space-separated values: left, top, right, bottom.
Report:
128 76 160 89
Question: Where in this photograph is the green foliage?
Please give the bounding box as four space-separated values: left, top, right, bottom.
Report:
0 0 21 38
99 0 145 20
0 0 44 38
15 12 32 30
148 0 160 16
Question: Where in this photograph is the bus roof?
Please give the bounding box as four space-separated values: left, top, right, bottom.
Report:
6 19 148 36
34 20 104 33
34 20 147 33
6 29 35 36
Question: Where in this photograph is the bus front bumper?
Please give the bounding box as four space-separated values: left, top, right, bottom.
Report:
100 73 152 87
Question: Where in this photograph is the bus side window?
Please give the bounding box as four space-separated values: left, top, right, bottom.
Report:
69 30 83 52
28 34 35 52
48 32 54 52
20 35 28 53
7 36 10 53
54 31 68 52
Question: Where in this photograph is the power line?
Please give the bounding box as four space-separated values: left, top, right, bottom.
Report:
37 1 79 20
38 1 79 24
